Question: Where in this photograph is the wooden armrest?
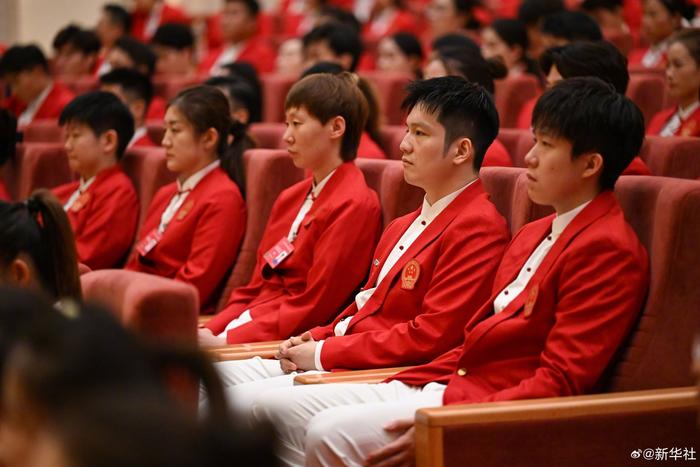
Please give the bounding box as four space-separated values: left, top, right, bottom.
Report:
205 340 283 361
415 387 699 467
294 367 413 385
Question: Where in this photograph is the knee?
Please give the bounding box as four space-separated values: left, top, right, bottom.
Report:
305 410 356 467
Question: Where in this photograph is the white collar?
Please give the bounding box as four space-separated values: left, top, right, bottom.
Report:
552 200 591 236
128 126 148 148
79 175 97 192
177 159 220 192
420 178 477 223
19 81 53 125
678 101 700 120
311 168 336 199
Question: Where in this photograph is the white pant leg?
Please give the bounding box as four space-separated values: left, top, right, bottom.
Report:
306 388 444 467
226 370 323 415
250 380 440 467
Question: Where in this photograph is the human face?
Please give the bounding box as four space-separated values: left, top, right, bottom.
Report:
100 83 144 127
400 104 457 197
283 106 338 173
524 130 598 213
275 39 304 76
162 106 216 180
545 64 563 88
423 58 448 79
220 1 254 43
665 41 700 107
481 27 521 73
153 45 192 77
106 47 135 71
54 47 94 79
427 0 460 38
303 41 341 69
4 70 40 104
376 37 415 75
96 12 122 48
63 122 111 179
642 0 680 45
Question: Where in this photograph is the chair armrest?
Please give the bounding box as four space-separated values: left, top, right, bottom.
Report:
205 340 283 361
197 316 212 326
415 386 699 467
294 367 413 385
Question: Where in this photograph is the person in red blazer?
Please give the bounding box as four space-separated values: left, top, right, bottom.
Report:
207 77 509 397
362 1 420 45
198 0 275 76
201 72 382 345
648 29 700 137
51 92 139 270
0 45 75 127
130 0 190 42
628 0 693 69
245 78 650 466
126 86 247 311
100 68 158 148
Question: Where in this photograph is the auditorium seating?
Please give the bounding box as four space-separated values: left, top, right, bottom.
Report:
627 73 667 126
249 122 286 149
81 269 198 344
15 142 73 198
22 121 63 142
414 175 700 466
359 71 413 125
260 73 296 123
639 136 700 179
494 75 541 129
496 128 533 168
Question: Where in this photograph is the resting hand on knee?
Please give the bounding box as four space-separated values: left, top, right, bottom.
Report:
364 419 415 467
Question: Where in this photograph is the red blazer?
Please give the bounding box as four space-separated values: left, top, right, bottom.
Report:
392 192 649 404
3 82 75 123
628 47 666 69
647 106 700 138
358 132 387 159
482 139 513 167
0 180 10 201
362 10 420 43
53 166 139 270
198 36 276 75
126 167 246 309
146 96 167 121
309 180 509 370
624 157 652 176
206 162 382 342
131 3 190 42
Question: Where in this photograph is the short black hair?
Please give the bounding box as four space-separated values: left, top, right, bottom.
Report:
151 22 194 50
59 91 135 159
100 68 154 106
221 62 262 122
300 61 344 77
103 3 132 32
303 22 363 71
52 26 101 55
225 0 260 16
113 36 157 76
430 46 507 94
0 44 49 76
532 77 644 190
432 33 482 56
490 19 529 50
204 76 258 125
540 11 603 42
401 76 500 171
518 0 565 25
391 32 424 60
318 5 362 33
581 0 623 13
656 0 696 20
0 108 18 166
539 41 629 93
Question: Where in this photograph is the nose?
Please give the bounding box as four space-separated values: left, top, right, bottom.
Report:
161 130 171 148
283 125 294 145
523 146 537 168
399 131 411 155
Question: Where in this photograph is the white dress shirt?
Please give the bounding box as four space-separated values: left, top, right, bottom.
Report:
144 1 164 40
127 126 148 149
219 169 337 336
641 41 668 69
660 101 700 137
18 81 53 126
492 200 590 314
314 180 476 370
158 159 220 233
210 43 245 76
63 176 97 211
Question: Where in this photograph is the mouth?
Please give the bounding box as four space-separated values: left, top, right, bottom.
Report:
526 173 536 182
401 158 413 166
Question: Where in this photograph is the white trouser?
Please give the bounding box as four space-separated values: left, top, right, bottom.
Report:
249 380 446 467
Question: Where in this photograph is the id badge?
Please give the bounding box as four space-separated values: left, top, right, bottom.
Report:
135 228 163 257
263 237 295 269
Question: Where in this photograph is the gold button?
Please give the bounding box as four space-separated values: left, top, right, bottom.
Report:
457 368 467 376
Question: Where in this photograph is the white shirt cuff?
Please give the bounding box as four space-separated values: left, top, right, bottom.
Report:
314 340 326 371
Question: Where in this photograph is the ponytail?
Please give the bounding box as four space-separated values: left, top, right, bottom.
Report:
0 190 81 302
220 120 253 200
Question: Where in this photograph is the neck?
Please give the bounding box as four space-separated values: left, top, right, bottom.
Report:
311 157 343 185
178 156 216 184
552 187 599 215
82 157 116 180
424 173 477 205
679 96 698 112
27 77 51 104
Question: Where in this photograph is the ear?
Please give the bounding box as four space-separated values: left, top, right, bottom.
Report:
7 258 33 288
328 116 346 140
201 127 220 151
451 137 474 168
581 152 604 180
131 99 147 123
100 129 119 157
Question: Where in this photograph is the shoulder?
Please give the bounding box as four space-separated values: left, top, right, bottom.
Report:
197 168 245 206
52 180 79 200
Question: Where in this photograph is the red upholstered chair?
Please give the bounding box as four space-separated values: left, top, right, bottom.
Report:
494 75 541 129
627 74 667 127
639 136 700 179
153 76 199 100
22 121 63 142
359 71 413 125
378 125 406 160
603 28 634 56
480 167 543 234
496 128 534 168
415 176 700 466
146 124 165 146
120 146 176 229
216 149 305 310
15 143 73 198
249 122 286 149
78 263 92 275
80 269 198 344
260 73 296 123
